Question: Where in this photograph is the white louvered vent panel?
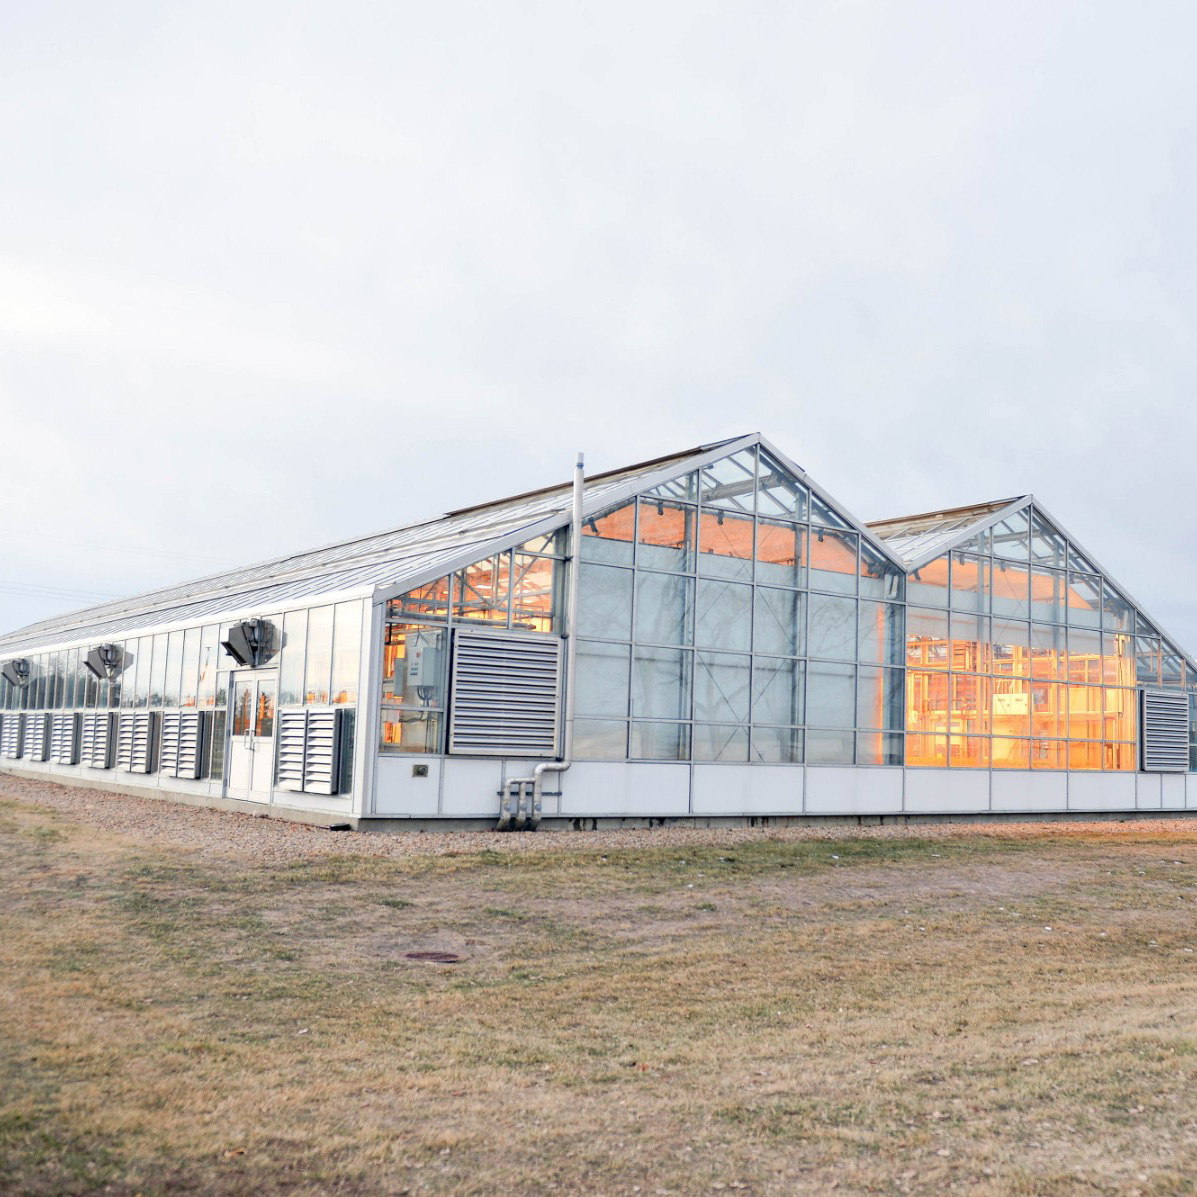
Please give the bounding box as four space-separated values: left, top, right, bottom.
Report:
159 711 206 780
1 713 23 759
1141 690 1189 773
275 708 342 795
276 710 308 792
117 711 157 774
81 712 114 769
23 713 49 761
159 712 181 776
448 631 563 758
50 713 80 765
302 709 342 795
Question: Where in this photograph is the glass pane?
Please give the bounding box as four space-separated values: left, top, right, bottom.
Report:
163 631 184 708
1030 568 1066 624
279 610 308 705
1031 739 1067 770
1103 586 1133 633
992 509 1030 560
752 657 804 726
907 732 948 767
631 646 692 720
1029 514 1068 568
856 666 903 731
951 674 991 736
991 560 1030 619
949 735 989 768
331 600 363 704
389 577 450 620
806 661 855 727
180 628 200 709
949 553 989 612
511 553 559 633
637 499 695 572
808 594 856 661
577 564 633 640
693 724 748 762
949 611 989 674
755 521 806 588
582 502 635 565
1066 628 1103 684
1068 740 1102 770
857 731 903 766
574 718 628 760
575 641 630 717
645 471 697 503
697 511 753 581
304 605 334 704
197 626 218 708
118 646 136 709
1105 742 1136 771
454 554 510 624
859 542 904 601
991 679 1030 737
1030 682 1067 739
232 682 253 736
695 579 752 651
630 721 690 760
992 737 1030 769
907 607 949 670
858 601 903 666
380 709 442 754
753 587 805 658
1105 687 1136 742
517 530 564 556
756 449 807 519
379 624 446 753
149 635 167 707
1136 637 1162 686
699 449 756 512
906 671 950 743
694 652 750 723
1065 572 1101 628
907 555 949 609
1162 648 1186 688
751 726 803 763
635 573 694 646
809 528 858 595
809 493 851 529
1030 622 1067 680
991 619 1030 677
1067 684 1102 739
806 729 854 765
254 681 275 738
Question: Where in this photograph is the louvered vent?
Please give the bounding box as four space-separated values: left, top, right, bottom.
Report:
1 713 22 759
1141 690 1189 773
81 712 115 769
276 708 342 795
50 713 80 765
23 712 49 761
116 711 157 774
448 630 563 758
159 711 207 780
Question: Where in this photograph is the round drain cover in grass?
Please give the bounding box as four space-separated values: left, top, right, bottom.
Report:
404 951 462 963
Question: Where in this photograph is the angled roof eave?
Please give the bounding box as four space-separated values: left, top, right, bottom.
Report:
901 496 1034 573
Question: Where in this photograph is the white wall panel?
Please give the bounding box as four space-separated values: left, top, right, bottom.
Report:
559 763 690 818
373 756 442 817
991 771 1066 813
1161 774 1185 810
690 764 801 816
1136 773 1163 811
440 758 505 817
1067 772 1136 812
904 769 988 814
805 767 901 815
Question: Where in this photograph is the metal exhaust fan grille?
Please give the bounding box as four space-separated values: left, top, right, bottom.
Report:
276 708 342 795
116 711 157 774
50 713 81 765
1 714 23 759
1141 690 1189 773
81 712 115 769
448 631 563 758
159 711 207 780
23 712 49 761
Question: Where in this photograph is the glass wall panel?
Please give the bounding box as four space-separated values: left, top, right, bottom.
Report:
379 623 446 753
389 577 451 621
857 667 903 730
1029 515 1068 568
991 561 1030 619
582 502 635 565
454 555 510 624
630 721 690 760
161 632 183 708
1105 687 1136 742
331 601 363 703
646 471 697 503
810 493 851 529
949 554 989 612
991 679 1030 738
806 661 855 727
951 674 990 737
1067 628 1103 685
1135 637 1162 686
751 725 803 764
992 737 1030 768
1162 648 1186 688
697 511 754 581
907 556 949 609
197 626 218 707
991 619 1030 677
1103 587 1134 633
752 657 804 726
638 499 695 572
180 628 201 708
1066 684 1102 740
1029 623 1066 680
574 718 628 759
279 610 308 706
304 605 334 704
857 731 903 766
149 635 167 707
511 553 558 633
859 542 904 601
949 735 989 768
577 564 633 641
907 732 947 766
693 724 749 762
907 608 949 670
1030 568 1066 624
63 649 78 709
949 611 989 674
992 510 1031 560
808 594 856 661
699 449 756 512
806 729 854 764
1031 739 1067 770
575 641 631 717
631 647 692 720
858 601 903 666
694 652 750 723
635 573 694 646
118 648 136 709
695 580 752 652
1065 572 1101 627
755 521 806 588
1031 683 1067 739
756 449 807 519
809 529 858 595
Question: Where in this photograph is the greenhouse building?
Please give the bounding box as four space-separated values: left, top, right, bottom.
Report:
0 432 1194 828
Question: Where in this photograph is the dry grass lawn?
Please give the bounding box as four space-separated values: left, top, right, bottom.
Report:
4 793 1197 1195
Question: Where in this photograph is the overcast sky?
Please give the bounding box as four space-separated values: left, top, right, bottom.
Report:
2 2 1196 651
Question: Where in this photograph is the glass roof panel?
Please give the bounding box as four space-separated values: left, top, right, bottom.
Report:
698 450 756 513
756 449 807 520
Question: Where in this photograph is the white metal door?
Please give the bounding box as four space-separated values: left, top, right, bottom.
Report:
226 673 277 800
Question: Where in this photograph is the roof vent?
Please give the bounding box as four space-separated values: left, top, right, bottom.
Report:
221 619 277 668
84 643 126 681
1 659 30 687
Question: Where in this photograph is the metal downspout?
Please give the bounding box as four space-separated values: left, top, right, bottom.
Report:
499 452 583 831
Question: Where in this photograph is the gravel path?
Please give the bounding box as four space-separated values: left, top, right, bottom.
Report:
2 771 1197 865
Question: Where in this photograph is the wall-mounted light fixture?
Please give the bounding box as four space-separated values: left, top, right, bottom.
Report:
221 618 277 668
83 644 126 681
1 659 30 687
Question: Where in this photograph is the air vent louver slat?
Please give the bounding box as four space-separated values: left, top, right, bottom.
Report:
23 713 49 761
448 631 562 758
50 713 80 765
116 711 157 774
158 710 207 779
275 708 342 795
80 712 115 769
1 713 23 759
1141 690 1189 773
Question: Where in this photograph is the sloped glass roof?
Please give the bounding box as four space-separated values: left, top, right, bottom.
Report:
868 498 1024 565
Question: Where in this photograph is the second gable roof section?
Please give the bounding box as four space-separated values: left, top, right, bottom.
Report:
369 432 910 606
